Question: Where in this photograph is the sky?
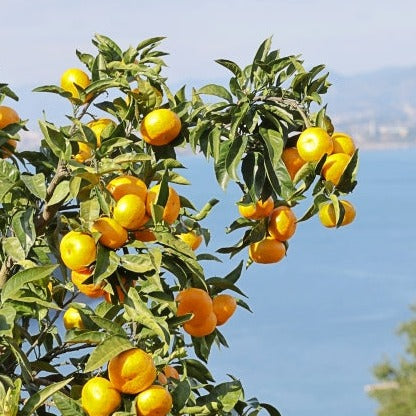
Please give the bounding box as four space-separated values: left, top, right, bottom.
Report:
2 0 416 90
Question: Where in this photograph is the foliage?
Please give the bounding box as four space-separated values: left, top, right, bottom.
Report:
368 305 416 416
0 34 358 415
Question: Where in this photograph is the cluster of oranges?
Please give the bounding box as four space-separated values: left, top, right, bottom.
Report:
241 126 357 265
282 126 357 228
176 288 237 337
0 105 20 158
238 200 297 265
80 347 175 416
59 174 184 303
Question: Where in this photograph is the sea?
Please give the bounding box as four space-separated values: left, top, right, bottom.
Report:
179 148 416 416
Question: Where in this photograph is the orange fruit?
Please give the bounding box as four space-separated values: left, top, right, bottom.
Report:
331 132 356 155
108 348 156 395
296 127 333 162
63 307 85 330
71 269 105 298
74 119 115 163
178 231 203 250
140 108 181 146
281 147 306 180
318 200 356 228
157 365 180 385
1 139 17 159
113 194 146 230
81 377 121 416
104 277 136 304
133 227 156 243
183 312 217 337
60 68 91 102
135 385 172 416
87 118 114 146
267 206 297 241
106 175 147 202
91 217 128 249
60 231 97 271
321 153 351 186
249 237 286 264
0 105 19 129
213 294 237 326
0 106 20 158
238 197 274 220
146 184 180 224
176 288 213 326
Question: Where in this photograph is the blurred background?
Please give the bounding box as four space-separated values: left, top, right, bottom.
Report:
2 1 416 414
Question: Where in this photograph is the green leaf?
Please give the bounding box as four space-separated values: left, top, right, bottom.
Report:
120 254 156 274
20 173 47 200
80 197 101 224
53 391 85 416
214 141 232 190
215 59 243 79
94 246 119 283
172 380 191 413
197 84 233 104
47 180 70 206
0 304 16 337
39 121 69 159
1 264 57 303
225 135 248 180
20 378 74 416
11 208 36 255
2 236 25 262
124 288 170 345
84 335 132 373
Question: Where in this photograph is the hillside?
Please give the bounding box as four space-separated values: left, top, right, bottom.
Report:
325 67 416 149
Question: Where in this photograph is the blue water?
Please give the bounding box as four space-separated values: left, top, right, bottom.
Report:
179 148 416 416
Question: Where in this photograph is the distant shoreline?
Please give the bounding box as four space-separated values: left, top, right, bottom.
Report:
357 142 416 151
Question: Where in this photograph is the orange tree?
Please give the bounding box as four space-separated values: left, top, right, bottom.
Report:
0 35 358 415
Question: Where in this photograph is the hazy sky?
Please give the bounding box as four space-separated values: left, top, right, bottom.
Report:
2 0 415 88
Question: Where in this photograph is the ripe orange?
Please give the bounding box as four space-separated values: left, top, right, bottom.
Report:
71 269 105 298
157 365 180 385
249 237 286 264
60 68 91 102
267 206 297 241
0 105 19 129
106 175 147 202
60 231 97 271
140 108 181 146
213 294 237 326
104 277 136 304
321 153 351 186
113 194 146 230
88 118 114 146
238 196 274 220
176 288 213 326
178 231 203 250
81 377 121 416
91 217 128 249
146 184 180 224
74 119 115 163
135 385 172 416
318 200 356 228
331 132 356 155
281 147 306 180
296 127 333 162
183 312 217 337
63 307 85 330
133 227 156 243
108 348 156 395
0 106 19 158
